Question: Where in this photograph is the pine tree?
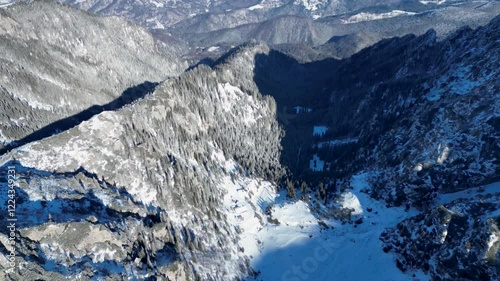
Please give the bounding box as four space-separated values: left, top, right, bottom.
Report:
286 178 295 198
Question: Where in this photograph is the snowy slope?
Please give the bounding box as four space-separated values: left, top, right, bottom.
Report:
0 0 14 8
233 173 429 281
0 61 283 280
0 0 186 151
343 10 418 24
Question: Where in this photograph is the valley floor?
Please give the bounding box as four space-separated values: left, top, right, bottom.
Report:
223 172 430 281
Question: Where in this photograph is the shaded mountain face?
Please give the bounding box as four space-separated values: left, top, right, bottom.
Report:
244 16 499 280
0 0 187 151
323 19 499 206
245 17 498 199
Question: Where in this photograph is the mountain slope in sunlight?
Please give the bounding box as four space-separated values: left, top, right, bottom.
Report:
0 0 186 151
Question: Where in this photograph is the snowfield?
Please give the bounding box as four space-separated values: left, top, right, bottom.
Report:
343 10 417 24
436 181 500 206
420 0 447 5
0 0 14 8
294 0 323 11
223 172 430 281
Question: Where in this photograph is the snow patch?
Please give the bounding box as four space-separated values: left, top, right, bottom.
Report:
248 4 265 10
217 83 261 125
153 19 165 29
317 138 358 148
343 10 417 24
339 191 363 215
207 46 220 52
293 106 312 114
313 125 328 136
309 154 325 172
211 146 237 173
15 94 54 111
437 145 450 164
440 228 448 243
420 0 446 5
149 0 164 8
294 0 323 11
271 201 316 227
91 247 117 263
487 232 499 252
0 129 11 146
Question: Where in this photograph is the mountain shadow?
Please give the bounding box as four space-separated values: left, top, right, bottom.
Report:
252 49 339 182
251 28 443 183
0 81 159 156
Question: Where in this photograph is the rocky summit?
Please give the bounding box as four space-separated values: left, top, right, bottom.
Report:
0 1 499 281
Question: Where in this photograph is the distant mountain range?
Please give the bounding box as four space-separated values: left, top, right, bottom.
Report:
4 0 499 61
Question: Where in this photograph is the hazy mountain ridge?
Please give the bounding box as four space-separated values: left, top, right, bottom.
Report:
4 0 497 61
57 0 500 61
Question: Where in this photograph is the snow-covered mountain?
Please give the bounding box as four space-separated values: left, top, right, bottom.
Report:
3 0 496 61
0 0 186 152
258 15 500 280
0 1 499 281
0 58 284 280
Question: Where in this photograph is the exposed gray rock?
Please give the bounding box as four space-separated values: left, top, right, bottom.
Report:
381 187 500 280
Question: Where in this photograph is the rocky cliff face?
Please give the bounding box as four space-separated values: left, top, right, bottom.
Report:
304 16 499 280
381 184 500 281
